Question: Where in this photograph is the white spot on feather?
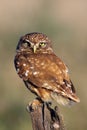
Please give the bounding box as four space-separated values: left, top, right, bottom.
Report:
17 62 19 65
66 68 68 73
42 83 52 89
42 83 48 87
17 68 20 73
41 62 44 66
33 71 39 75
59 62 62 65
67 84 71 88
30 66 34 69
25 70 29 76
53 123 59 129
23 63 26 66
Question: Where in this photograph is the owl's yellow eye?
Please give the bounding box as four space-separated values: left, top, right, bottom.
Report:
39 42 46 48
22 40 31 48
23 42 28 48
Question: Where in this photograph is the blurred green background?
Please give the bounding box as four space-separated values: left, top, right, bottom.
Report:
0 0 87 130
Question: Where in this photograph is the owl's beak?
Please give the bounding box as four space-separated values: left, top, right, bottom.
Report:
33 45 37 53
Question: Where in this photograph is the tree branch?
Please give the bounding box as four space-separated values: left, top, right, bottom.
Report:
27 98 66 130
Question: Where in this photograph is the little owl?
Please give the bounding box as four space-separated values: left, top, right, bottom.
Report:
14 32 80 106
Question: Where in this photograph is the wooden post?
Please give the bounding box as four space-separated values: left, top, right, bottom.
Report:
27 99 66 130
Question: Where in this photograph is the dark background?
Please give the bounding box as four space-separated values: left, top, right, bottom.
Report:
0 0 87 130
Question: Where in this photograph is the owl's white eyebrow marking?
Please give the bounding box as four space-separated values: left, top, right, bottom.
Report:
25 70 29 76
25 39 33 46
25 39 30 43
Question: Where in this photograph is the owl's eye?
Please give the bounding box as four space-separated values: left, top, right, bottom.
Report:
39 42 46 48
22 40 31 48
23 42 29 48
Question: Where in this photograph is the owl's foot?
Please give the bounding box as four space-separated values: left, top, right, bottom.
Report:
26 97 43 112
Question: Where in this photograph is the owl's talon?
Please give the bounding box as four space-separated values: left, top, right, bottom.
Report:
48 101 52 106
27 98 43 112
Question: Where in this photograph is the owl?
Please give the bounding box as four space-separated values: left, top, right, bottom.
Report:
14 32 80 106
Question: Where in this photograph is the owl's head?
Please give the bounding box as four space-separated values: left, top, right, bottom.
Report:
16 32 53 54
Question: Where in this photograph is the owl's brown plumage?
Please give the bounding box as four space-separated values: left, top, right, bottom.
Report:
14 32 80 105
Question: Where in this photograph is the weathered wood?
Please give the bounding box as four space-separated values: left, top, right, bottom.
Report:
27 99 66 130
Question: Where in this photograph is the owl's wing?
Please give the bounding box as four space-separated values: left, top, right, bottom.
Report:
33 54 79 103
15 53 80 104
